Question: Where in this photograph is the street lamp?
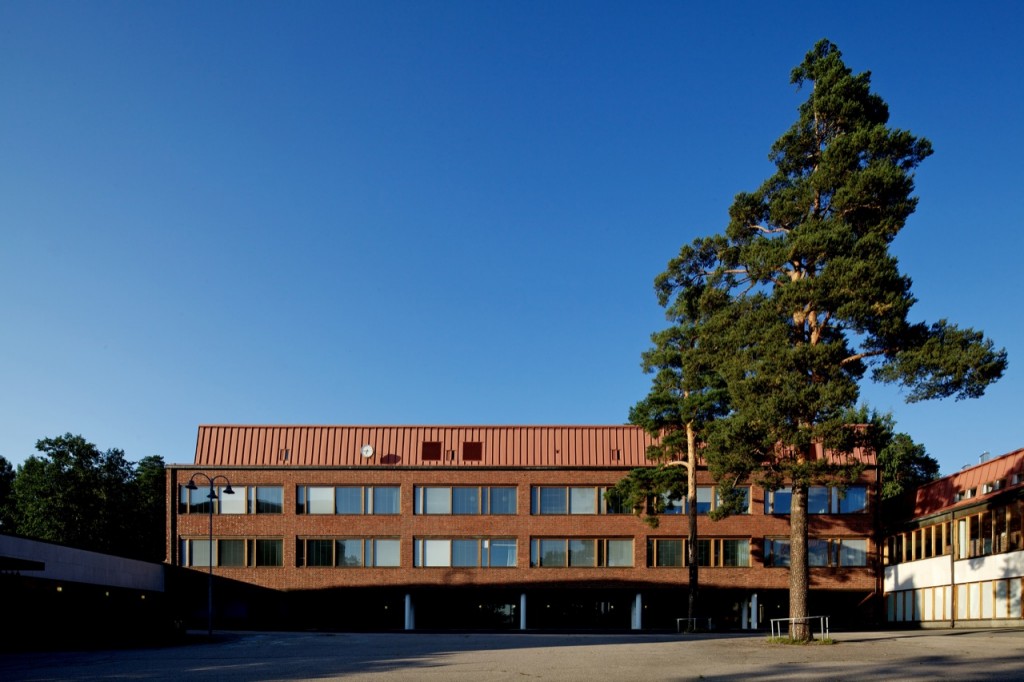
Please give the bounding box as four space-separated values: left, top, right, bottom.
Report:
184 472 234 636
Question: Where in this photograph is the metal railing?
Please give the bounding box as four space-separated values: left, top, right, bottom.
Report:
676 617 713 633
770 615 829 640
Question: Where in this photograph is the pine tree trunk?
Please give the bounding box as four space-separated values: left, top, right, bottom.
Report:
789 484 810 640
686 423 698 628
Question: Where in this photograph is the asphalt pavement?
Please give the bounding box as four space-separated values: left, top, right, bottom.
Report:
3 628 1024 681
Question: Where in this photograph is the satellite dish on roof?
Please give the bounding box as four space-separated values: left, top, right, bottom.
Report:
360 444 375 458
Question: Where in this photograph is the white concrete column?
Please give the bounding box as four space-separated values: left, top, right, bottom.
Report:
742 599 749 630
520 593 527 630
404 593 414 630
631 593 642 630
751 593 758 629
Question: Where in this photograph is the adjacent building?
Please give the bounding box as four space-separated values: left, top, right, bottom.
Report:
166 424 880 631
883 447 1024 627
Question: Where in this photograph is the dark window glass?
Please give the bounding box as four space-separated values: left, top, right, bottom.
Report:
255 486 283 514
218 539 246 567
306 539 334 567
808 487 830 514
489 487 516 514
452 488 480 514
255 539 283 567
336 487 363 514
538 487 567 514
373 487 400 514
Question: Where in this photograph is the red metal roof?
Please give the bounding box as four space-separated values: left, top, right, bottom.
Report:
910 447 1024 518
194 425 658 468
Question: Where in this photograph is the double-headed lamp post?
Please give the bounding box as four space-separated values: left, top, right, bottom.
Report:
184 473 234 636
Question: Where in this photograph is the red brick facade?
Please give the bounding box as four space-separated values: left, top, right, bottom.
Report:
167 425 880 629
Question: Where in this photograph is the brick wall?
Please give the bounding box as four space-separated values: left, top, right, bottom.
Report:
167 464 879 594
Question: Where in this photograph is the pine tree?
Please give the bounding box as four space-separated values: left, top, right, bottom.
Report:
656 40 1006 638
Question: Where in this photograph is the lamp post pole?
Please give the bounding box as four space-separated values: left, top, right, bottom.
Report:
185 473 234 636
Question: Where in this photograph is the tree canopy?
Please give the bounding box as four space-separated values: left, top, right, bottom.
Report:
7 434 166 562
654 39 1006 638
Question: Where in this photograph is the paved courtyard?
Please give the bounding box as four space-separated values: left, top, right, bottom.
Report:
3 628 1023 681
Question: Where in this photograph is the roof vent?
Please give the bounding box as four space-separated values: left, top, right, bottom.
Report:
979 451 991 463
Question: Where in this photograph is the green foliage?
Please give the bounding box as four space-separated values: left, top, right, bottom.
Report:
659 39 1004 487
605 465 687 528
9 434 166 561
0 455 14 532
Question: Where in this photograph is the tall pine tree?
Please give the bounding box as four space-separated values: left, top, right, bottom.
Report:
656 40 1006 638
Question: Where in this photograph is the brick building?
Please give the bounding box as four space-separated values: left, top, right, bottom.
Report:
166 425 880 630
883 446 1024 627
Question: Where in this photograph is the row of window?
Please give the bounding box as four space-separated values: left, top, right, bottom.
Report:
885 499 1024 565
180 536 871 569
888 578 1024 622
648 538 751 567
180 484 870 517
764 538 869 567
180 538 285 567
763 486 868 514
179 486 284 515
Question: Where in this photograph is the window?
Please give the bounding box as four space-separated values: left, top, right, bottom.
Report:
765 538 791 567
181 538 282 567
765 488 792 514
413 486 517 515
648 538 684 567
715 486 751 514
305 539 334 567
296 486 400 515
417 487 452 514
695 487 713 514
489 539 517 567
421 441 442 461
529 538 633 567
834 486 868 513
808 487 830 514
414 538 518 568
489 487 517 514
695 538 750 567
337 539 363 567
531 486 624 515
452 488 479 514
808 538 830 566
372 487 400 514
370 539 400 566
218 486 246 514
254 539 283 566
178 485 284 515
336 487 363 514
661 493 684 515
252 487 283 514
218 539 246 567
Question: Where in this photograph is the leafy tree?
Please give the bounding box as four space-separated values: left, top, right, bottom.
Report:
10 434 165 561
657 40 1006 638
131 455 167 562
0 455 14 532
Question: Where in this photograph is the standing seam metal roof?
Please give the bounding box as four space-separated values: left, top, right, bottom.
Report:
194 425 658 468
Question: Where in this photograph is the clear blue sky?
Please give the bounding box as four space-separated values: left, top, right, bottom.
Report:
1 1 1021 475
